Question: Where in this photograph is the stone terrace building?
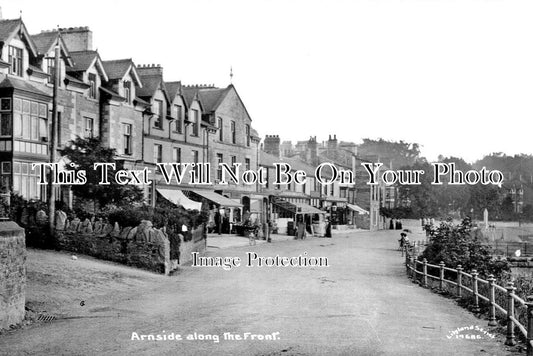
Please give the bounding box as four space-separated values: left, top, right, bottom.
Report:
181 84 261 198
0 15 262 215
264 134 393 230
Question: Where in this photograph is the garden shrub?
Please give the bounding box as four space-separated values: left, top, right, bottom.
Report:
420 217 510 279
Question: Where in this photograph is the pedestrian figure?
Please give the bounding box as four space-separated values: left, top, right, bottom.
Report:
214 211 221 235
325 217 332 238
297 215 306 240
398 232 409 250
267 220 272 243
389 218 394 230
249 229 256 245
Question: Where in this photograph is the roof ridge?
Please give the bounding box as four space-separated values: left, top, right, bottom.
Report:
103 58 132 62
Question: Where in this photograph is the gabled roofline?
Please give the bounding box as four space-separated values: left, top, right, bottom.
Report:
206 86 231 114
34 32 74 67
159 80 171 104
69 51 109 82
138 74 170 103
58 36 74 67
226 84 253 121
164 81 188 111
92 53 109 82
46 35 74 67
191 90 204 112
3 20 39 59
126 62 142 88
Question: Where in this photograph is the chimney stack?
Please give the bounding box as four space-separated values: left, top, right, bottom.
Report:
307 136 318 165
327 134 338 150
58 26 93 51
264 135 281 158
137 64 164 76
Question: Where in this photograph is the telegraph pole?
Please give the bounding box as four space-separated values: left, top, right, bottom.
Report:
47 35 60 235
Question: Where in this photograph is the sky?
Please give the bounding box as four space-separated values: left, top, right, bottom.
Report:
5 0 533 163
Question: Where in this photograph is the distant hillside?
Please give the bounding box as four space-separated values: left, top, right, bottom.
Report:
473 153 533 184
473 153 533 207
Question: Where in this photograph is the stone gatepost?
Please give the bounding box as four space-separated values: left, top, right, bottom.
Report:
0 220 26 330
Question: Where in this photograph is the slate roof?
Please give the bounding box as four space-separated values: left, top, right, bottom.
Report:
28 64 47 75
137 75 161 99
68 51 98 72
100 86 124 101
65 74 88 87
0 76 50 98
0 19 21 42
165 81 182 100
182 86 229 113
260 151 328 177
31 31 58 54
0 19 38 57
102 59 132 80
181 87 198 108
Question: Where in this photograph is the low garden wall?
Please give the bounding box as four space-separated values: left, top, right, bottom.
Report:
0 221 26 330
179 227 207 266
54 214 206 275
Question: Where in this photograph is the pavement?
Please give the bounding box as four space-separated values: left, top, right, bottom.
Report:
0 229 517 356
207 232 294 249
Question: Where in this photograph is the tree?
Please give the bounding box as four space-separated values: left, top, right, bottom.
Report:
500 196 516 221
397 161 440 218
433 156 472 217
59 137 144 211
468 184 501 220
523 204 533 222
358 138 421 168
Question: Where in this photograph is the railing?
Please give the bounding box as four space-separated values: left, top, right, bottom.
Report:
484 241 533 257
403 241 533 355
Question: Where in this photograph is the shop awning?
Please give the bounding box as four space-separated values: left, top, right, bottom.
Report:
294 202 325 214
347 203 369 215
272 197 324 215
191 190 243 208
157 188 202 210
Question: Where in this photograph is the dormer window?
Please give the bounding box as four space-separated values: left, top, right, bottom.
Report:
153 99 163 129
231 120 236 144
191 109 199 136
123 81 131 104
9 46 23 77
46 58 55 84
174 105 182 133
88 73 97 99
218 117 223 141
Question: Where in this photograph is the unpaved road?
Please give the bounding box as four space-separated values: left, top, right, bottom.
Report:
0 230 515 355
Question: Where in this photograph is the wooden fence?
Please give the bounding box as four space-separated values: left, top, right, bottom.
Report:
403 241 533 355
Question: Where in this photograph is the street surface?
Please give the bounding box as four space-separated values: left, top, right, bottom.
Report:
0 229 515 355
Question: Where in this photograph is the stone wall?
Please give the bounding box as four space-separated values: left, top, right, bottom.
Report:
179 226 207 266
54 216 206 275
55 218 171 274
0 221 26 330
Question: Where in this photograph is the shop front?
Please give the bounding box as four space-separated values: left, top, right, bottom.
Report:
271 197 327 237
